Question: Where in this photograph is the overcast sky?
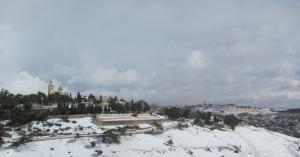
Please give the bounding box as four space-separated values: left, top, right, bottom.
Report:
0 0 300 108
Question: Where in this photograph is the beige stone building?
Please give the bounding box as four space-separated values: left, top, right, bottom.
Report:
48 80 68 96
48 80 56 96
96 113 167 126
100 96 110 110
58 86 68 96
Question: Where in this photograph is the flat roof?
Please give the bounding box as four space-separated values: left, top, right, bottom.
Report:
96 113 166 122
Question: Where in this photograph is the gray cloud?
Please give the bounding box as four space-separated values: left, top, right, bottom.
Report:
0 0 300 108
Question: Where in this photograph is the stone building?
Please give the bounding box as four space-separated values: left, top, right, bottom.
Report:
58 86 68 96
96 113 167 126
100 96 110 110
48 80 56 96
48 80 68 96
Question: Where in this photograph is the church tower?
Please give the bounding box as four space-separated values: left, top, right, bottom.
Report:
48 80 56 96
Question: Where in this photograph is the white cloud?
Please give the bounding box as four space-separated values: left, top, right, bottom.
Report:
60 64 142 87
184 50 208 70
1 71 48 94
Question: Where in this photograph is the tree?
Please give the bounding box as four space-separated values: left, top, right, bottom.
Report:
99 95 103 103
143 103 151 113
0 123 4 147
181 109 191 119
88 94 96 103
224 115 241 130
76 92 82 103
110 102 125 113
124 102 131 113
213 115 220 123
165 107 181 120
104 106 111 113
57 102 68 115
86 104 95 114
192 111 213 126
203 112 212 125
95 105 102 114
37 92 47 105
0 89 17 110
22 96 32 111
77 103 86 114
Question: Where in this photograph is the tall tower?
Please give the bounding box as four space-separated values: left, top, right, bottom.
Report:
48 80 56 96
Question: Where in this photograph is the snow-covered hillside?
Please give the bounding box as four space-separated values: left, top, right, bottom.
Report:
0 118 299 157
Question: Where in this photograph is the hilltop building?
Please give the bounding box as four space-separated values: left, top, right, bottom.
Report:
48 80 56 96
48 80 68 96
100 96 110 110
58 86 68 96
96 113 167 126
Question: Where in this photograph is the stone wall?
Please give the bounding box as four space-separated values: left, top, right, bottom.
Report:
96 114 167 126
48 114 96 119
96 118 167 126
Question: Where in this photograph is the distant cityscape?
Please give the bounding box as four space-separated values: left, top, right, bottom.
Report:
182 104 300 138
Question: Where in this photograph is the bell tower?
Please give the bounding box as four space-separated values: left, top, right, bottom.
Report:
48 80 56 96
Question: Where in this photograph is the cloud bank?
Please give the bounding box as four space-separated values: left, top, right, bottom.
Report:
0 0 300 108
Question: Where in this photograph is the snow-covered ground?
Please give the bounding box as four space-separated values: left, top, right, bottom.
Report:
4 117 120 140
1 118 299 157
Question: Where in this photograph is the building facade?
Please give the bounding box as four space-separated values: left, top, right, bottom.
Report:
48 80 56 96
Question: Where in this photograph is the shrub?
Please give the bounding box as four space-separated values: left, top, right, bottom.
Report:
152 122 163 131
164 107 181 120
224 115 241 130
165 139 173 146
193 117 204 127
90 141 96 148
177 123 189 130
78 126 84 131
11 136 32 147
102 130 120 144
54 123 62 127
116 127 127 135
95 150 103 155
0 137 4 147
75 133 81 138
62 115 69 122
131 113 138 117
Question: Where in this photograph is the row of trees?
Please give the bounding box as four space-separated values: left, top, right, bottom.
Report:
0 89 151 125
164 107 242 130
163 107 191 120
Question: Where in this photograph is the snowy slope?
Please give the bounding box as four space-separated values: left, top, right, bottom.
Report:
1 122 299 157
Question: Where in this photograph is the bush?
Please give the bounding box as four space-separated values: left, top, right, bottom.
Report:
224 115 241 130
62 116 69 122
102 130 120 144
177 123 189 130
116 127 127 136
75 133 81 138
193 117 204 127
90 141 96 148
10 110 48 126
95 150 103 155
165 139 173 146
131 113 138 117
164 107 181 120
0 136 4 147
152 122 163 131
11 136 32 147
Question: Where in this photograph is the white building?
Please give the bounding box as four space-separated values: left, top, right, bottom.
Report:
48 80 68 96
48 80 56 96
